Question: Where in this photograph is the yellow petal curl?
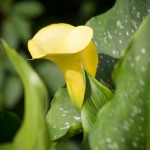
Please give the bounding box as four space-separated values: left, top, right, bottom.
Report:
28 23 98 109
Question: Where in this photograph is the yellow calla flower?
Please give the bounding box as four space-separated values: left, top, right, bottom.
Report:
28 23 98 109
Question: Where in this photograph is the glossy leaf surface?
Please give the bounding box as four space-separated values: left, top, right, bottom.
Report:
86 14 150 150
46 87 82 142
87 0 150 89
81 70 113 135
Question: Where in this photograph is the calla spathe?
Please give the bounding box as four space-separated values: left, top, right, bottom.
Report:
28 23 98 109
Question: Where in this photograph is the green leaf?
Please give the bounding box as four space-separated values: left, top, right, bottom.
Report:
10 15 31 42
1 17 20 48
0 41 52 150
3 75 23 108
87 0 150 56
85 14 150 150
81 70 113 135
2 15 31 46
13 1 44 18
35 60 65 95
56 140 79 150
87 0 150 89
46 87 82 142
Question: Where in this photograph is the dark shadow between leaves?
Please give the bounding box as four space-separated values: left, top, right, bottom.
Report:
96 53 119 91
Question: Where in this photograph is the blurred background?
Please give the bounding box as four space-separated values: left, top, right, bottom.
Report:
0 0 115 147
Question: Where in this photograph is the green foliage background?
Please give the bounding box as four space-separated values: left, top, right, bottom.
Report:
0 0 150 149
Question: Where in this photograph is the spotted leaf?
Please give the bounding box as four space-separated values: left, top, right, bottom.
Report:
87 0 150 89
46 87 82 142
83 13 150 150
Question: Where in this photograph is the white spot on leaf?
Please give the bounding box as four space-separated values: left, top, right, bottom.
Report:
135 56 141 61
108 142 119 149
136 12 140 18
60 107 64 110
123 121 130 131
73 116 81 120
141 48 146 54
139 79 145 86
132 141 138 148
141 66 146 73
116 20 124 29
106 138 111 143
126 31 129 36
